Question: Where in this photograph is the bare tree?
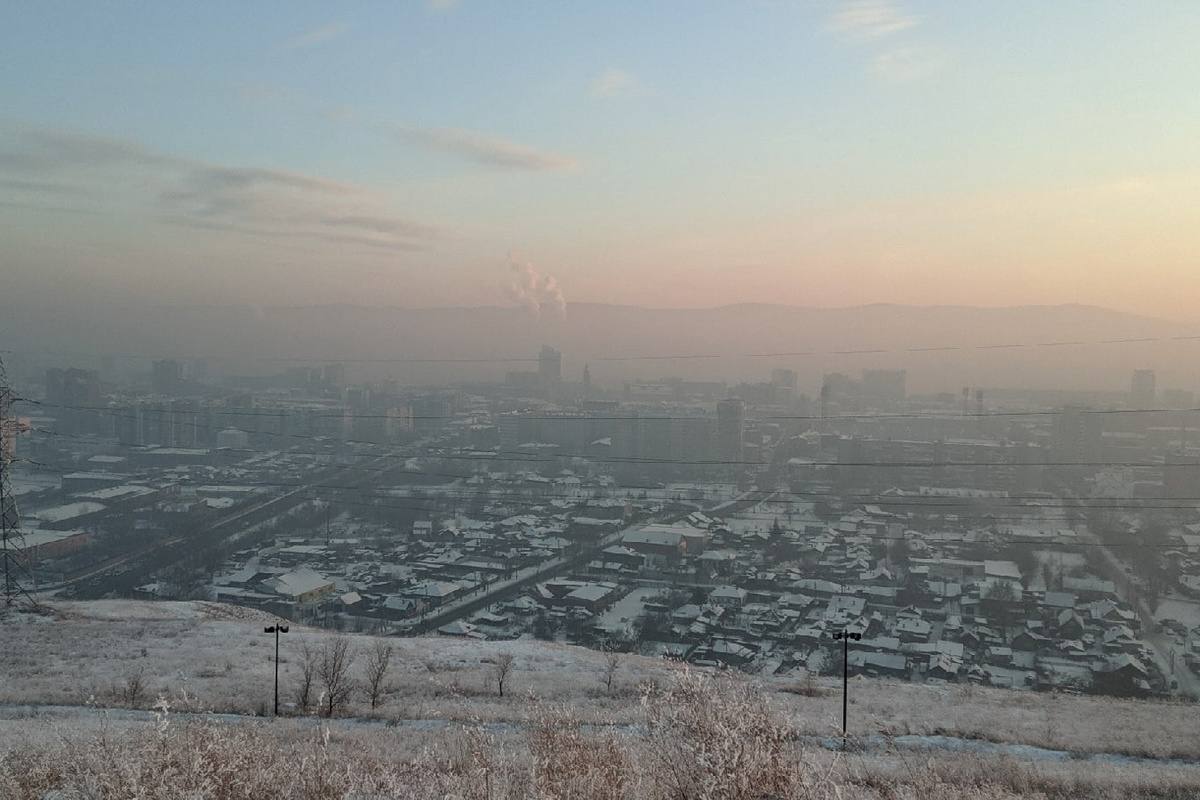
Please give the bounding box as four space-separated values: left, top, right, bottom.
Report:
362 640 393 710
493 652 514 698
601 642 622 694
318 636 356 717
296 642 318 714
120 666 147 707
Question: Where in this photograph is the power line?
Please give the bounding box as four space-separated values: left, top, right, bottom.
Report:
5 329 1200 365
17 447 1199 527
170 480 1200 512
20 397 1200 424
1 348 540 365
18 405 1200 521
18 459 1200 534
209 488 1195 525
16 423 1196 507
16 404 1200 470
21 417 1200 491
23 425 1200 469
207 491 1192 550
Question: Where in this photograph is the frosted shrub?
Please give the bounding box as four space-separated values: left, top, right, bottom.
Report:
640 669 799 800
529 706 630 800
4 675 1200 799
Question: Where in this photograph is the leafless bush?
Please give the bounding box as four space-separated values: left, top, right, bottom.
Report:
640 669 799 800
119 666 147 707
529 706 630 800
444 723 529 800
363 640 393 710
296 642 318 714
600 643 622 695
318 636 355 717
493 652 514 698
779 670 826 698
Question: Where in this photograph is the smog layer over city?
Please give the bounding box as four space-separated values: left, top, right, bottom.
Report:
3 3 1200 798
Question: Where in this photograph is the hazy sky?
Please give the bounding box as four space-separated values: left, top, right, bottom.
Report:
2 1 1199 318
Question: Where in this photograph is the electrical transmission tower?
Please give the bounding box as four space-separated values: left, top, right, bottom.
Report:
0 354 35 608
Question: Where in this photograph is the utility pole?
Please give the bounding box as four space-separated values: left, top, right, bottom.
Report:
264 623 289 716
1 355 34 609
829 628 862 748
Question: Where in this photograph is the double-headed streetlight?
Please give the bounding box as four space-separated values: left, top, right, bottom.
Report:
264 623 289 716
828 628 862 747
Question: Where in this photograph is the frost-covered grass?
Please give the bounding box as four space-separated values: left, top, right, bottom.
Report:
2 669 1199 800
777 678 1200 761
1 600 1198 762
0 601 676 722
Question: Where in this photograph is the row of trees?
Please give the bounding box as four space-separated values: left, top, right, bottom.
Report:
294 637 394 717
292 639 569 716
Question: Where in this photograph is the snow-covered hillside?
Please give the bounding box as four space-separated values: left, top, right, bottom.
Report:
3 600 1199 766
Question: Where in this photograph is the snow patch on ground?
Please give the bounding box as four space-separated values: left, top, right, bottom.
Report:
51 600 284 623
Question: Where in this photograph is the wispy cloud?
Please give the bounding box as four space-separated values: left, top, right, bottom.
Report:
870 46 947 83
427 0 459 10
829 0 917 42
158 164 436 250
591 68 640 99
392 125 579 172
827 1 945 83
0 124 437 253
281 22 349 51
317 213 438 240
0 178 91 197
161 217 426 252
0 127 182 173
0 199 100 215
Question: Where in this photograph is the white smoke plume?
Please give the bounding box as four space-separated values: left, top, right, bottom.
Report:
504 256 566 318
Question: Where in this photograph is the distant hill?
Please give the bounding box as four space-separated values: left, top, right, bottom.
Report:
1 301 1196 392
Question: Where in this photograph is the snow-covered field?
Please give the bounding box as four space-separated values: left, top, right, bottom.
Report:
2 600 1200 763
595 587 661 631
3 673 1198 800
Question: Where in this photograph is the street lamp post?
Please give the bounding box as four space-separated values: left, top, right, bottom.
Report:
830 628 862 747
264 623 289 716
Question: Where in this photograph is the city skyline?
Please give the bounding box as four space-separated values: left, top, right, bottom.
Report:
3 1 1200 319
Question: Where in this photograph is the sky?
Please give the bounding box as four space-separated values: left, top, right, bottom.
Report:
2 1 1199 319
